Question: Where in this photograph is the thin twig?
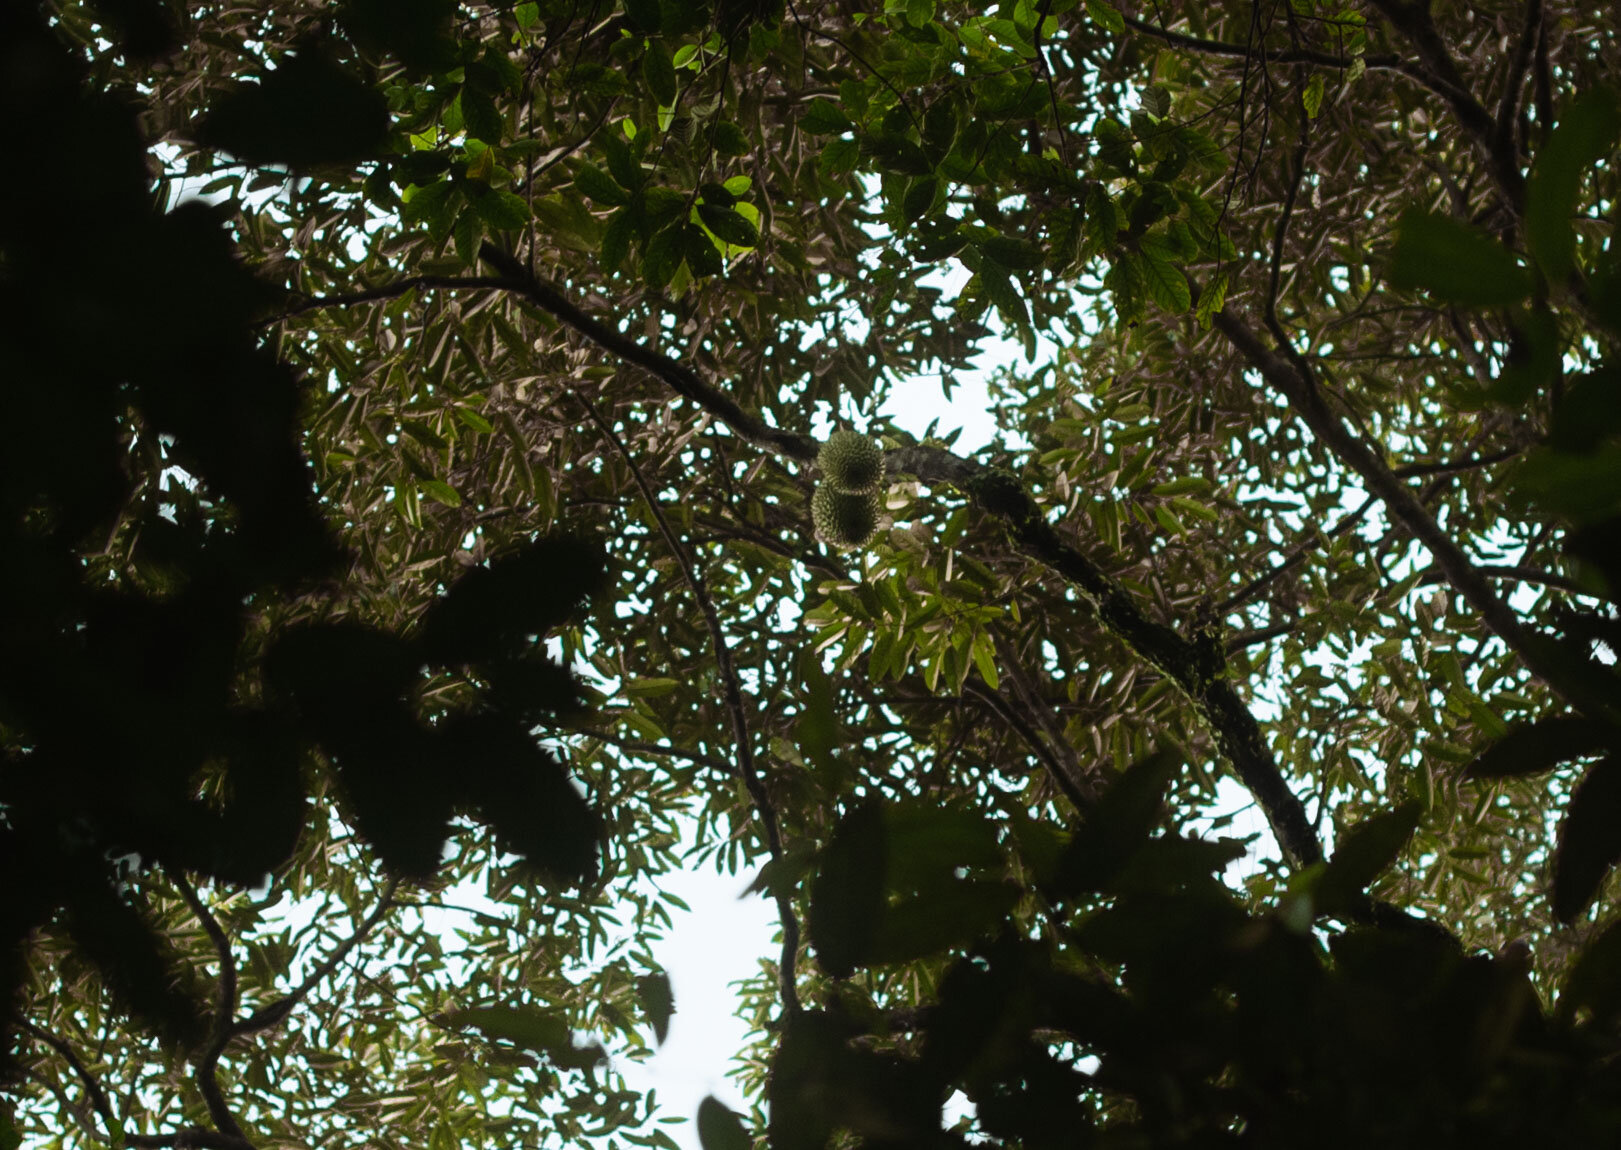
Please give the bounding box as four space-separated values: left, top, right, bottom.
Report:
578 400 802 1016
563 726 740 776
964 680 1096 810
1219 495 1376 614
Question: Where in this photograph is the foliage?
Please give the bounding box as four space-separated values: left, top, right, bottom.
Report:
6 0 1621 1146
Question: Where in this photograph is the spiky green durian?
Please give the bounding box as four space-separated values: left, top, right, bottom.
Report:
817 429 885 494
812 485 882 548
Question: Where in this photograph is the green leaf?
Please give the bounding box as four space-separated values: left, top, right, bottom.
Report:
1388 208 1533 307
601 210 635 271
635 972 675 1045
575 163 630 205
421 479 461 508
905 0 935 27
461 86 504 144
698 203 759 246
1314 801 1422 915
800 99 854 134
1139 251 1191 313
642 39 678 107
818 136 860 178
1526 88 1621 281
979 234 1044 270
682 221 724 276
1464 716 1617 779
444 1005 605 1069
697 1097 752 1150
467 184 532 230
1302 72 1326 118
1086 0 1125 34
712 121 750 155
1196 269 1228 329
1554 755 1621 922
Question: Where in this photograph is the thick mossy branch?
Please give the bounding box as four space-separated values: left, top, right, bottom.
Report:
464 251 1325 866
891 448 1322 867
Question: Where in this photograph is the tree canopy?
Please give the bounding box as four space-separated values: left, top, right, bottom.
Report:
6 0 1621 1145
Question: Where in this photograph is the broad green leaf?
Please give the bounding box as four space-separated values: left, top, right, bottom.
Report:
1526 88 1621 281
1303 72 1326 118
467 185 531 230
575 163 630 205
1086 0 1125 34
800 100 853 135
421 479 461 507
697 203 759 247
642 39 678 107
461 87 504 144
1388 208 1532 306
1140 251 1191 313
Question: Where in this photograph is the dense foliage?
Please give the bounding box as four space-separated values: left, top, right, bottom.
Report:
5 0 1621 1145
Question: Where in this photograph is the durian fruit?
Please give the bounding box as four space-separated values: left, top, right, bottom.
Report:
817 429 885 494
812 485 882 548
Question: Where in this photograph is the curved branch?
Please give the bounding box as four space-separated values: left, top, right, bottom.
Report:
168 875 245 1143
229 879 399 1040
963 679 1097 810
15 1018 117 1135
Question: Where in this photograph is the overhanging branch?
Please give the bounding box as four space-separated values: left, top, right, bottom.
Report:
456 249 1327 868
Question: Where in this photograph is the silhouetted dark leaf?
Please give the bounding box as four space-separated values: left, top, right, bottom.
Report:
808 801 886 977
697 1096 751 1150
1315 801 1422 915
1554 754 1621 922
416 536 605 666
636 972 675 1045
439 713 600 881
1053 749 1180 896
1561 916 1621 1023
1526 89 1621 280
444 1004 605 1070
1464 715 1616 778
338 0 458 73
197 44 389 168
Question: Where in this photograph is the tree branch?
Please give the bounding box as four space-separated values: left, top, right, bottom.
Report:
578 400 803 1016
168 875 248 1144
1211 304 1612 718
963 679 1097 810
887 447 1324 867
462 250 1323 868
229 879 398 1040
562 727 741 777
15 1018 117 1136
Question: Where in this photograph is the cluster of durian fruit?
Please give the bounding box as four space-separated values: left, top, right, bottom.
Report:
812 429 886 548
